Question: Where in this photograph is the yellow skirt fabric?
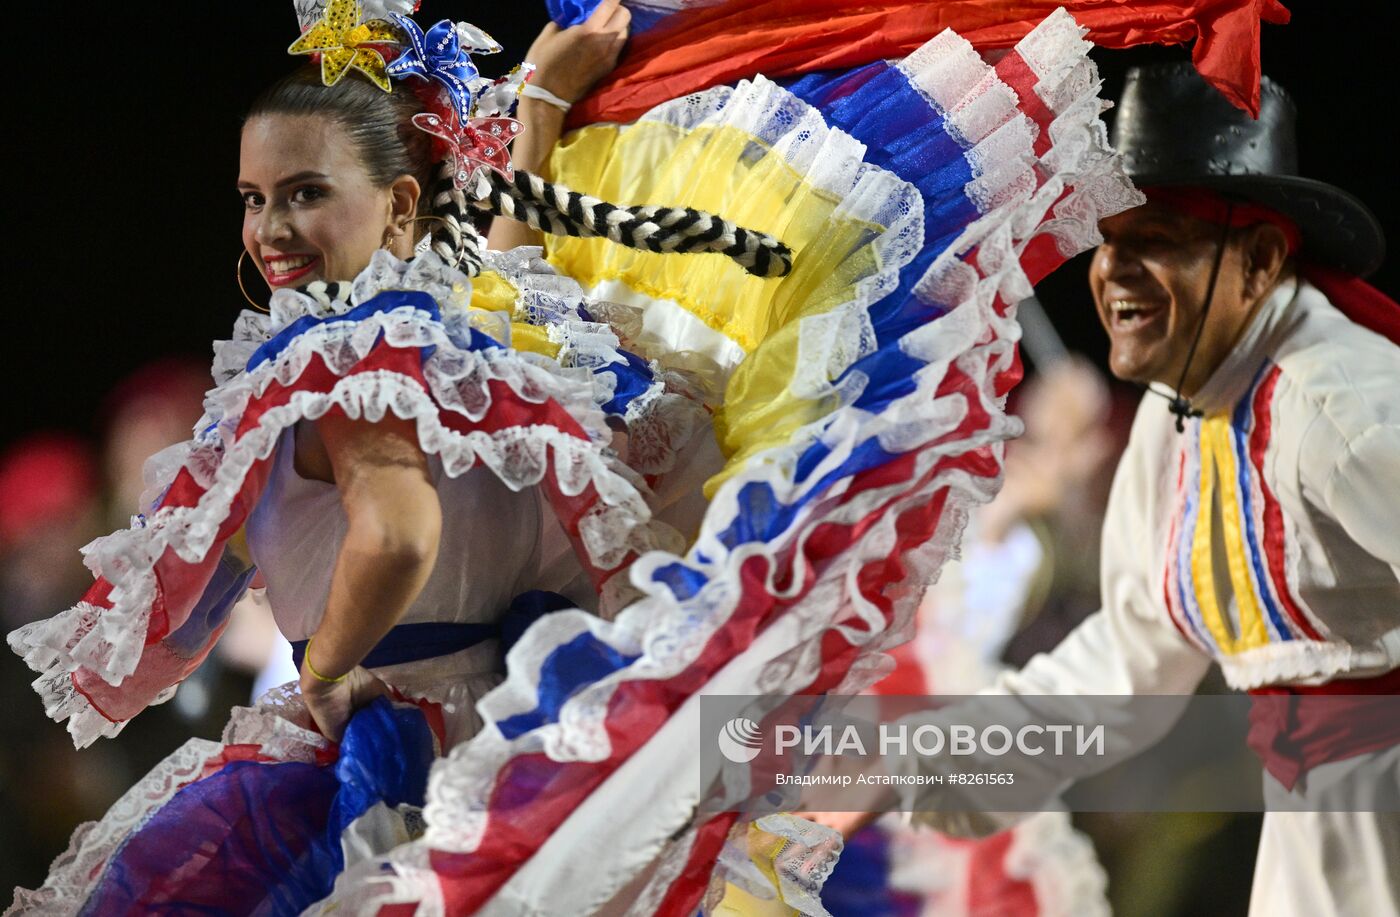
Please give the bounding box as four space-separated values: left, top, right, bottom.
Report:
546 77 921 494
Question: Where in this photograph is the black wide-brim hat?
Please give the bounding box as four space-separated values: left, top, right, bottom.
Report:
1112 62 1386 278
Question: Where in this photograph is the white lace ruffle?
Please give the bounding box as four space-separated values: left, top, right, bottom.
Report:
914 12 1143 310
703 816 843 916
485 246 715 477
312 19 1143 915
576 75 924 392
1217 639 1358 691
8 250 679 747
5 738 223 914
1004 812 1112 917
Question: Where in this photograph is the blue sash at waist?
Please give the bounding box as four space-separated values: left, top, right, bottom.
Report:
288 591 577 671
290 621 500 671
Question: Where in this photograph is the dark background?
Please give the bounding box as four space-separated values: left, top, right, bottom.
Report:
4 4 1394 448
1 3 1390 912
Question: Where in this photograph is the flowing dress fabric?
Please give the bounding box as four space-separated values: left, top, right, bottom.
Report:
11 11 1148 916
548 0 1290 123
305 12 1140 916
818 523 1110 917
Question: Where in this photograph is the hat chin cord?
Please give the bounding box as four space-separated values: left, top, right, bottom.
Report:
1158 201 1235 432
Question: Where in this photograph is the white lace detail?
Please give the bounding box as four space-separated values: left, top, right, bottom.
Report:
224 684 334 761
701 816 842 917
914 19 1143 308
792 301 878 401
8 251 677 747
1217 639 1358 691
947 71 1022 147
1015 7 1094 98
5 738 222 915
625 76 926 381
1005 812 1112 917
487 246 716 477
894 30 1047 219
8 603 133 746
758 815 843 916
349 246 474 309
898 29 987 113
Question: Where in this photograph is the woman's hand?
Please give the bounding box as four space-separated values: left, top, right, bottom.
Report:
490 3 631 252
525 0 631 104
299 662 388 742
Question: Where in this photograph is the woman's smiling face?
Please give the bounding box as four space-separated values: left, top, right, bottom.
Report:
238 113 402 290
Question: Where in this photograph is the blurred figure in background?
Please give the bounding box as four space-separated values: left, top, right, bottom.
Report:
0 359 253 897
99 358 211 530
820 359 1120 917
951 357 1119 678
0 434 114 890
0 434 101 630
102 357 260 726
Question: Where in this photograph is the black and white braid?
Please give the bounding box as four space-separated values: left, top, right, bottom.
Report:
425 160 486 278
477 169 793 279
298 279 352 308
293 158 792 295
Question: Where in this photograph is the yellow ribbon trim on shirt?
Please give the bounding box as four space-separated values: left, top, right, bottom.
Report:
1194 417 1270 654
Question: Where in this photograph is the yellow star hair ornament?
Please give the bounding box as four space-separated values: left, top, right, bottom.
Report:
288 0 402 92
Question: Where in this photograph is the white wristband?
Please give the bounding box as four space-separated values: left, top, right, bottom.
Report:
521 82 573 113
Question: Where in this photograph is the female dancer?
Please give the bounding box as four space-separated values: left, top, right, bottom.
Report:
8 0 1195 912
9 2 786 910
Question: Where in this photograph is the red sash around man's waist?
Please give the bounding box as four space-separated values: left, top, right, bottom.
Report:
1246 666 1400 791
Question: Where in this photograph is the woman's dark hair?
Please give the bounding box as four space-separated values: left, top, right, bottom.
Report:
248 65 433 193
246 65 484 276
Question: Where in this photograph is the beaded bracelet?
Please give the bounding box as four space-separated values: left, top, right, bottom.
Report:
303 636 349 684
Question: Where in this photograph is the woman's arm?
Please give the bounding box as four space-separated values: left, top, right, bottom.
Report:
298 412 443 740
487 0 631 252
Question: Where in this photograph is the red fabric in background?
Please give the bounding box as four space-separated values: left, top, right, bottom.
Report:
569 0 1292 128
1303 265 1400 347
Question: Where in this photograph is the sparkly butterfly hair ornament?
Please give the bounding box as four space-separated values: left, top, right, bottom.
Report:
289 0 530 194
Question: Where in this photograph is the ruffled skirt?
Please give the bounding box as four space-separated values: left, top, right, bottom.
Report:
10 10 1141 916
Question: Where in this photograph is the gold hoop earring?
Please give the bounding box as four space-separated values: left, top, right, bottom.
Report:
382 216 448 255
236 249 270 314
404 214 453 236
